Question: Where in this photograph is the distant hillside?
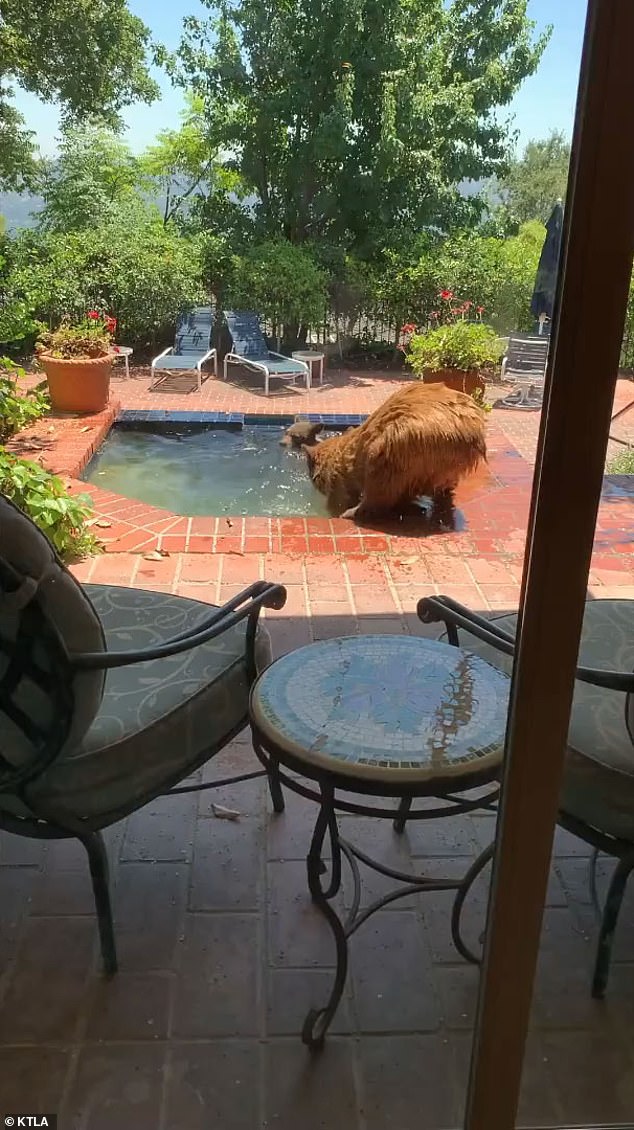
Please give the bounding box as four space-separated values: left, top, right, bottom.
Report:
1 180 484 234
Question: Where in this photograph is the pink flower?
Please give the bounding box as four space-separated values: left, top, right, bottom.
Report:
477 305 485 314
87 310 100 320
430 310 440 319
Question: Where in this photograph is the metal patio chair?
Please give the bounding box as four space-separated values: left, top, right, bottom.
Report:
223 311 310 396
500 332 549 408
151 306 217 391
419 594 634 997
0 494 285 973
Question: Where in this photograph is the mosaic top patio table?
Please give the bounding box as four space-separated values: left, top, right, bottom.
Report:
249 634 510 1047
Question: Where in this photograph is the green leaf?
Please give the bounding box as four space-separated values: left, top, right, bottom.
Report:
0 451 101 560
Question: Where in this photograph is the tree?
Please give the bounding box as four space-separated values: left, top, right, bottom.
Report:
140 93 247 230
38 123 146 232
141 95 214 227
225 239 327 344
497 130 571 223
166 0 549 255
0 0 158 189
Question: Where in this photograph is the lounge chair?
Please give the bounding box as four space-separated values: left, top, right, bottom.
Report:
0 494 285 973
151 306 217 391
500 332 549 408
223 310 310 396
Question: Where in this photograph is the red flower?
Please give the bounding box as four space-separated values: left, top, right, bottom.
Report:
400 322 416 334
463 300 472 308
477 305 485 314
105 315 117 334
87 310 100 320
439 289 453 301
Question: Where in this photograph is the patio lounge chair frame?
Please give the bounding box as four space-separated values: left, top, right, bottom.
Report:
151 306 217 392
223 311 310 396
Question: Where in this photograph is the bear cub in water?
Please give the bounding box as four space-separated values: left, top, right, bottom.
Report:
279 420 324 448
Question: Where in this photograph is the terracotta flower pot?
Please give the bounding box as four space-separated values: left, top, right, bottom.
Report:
39 353 113 414
423 368 486 395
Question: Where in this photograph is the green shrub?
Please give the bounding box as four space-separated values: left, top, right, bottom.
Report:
0 206 205 347
377 223 543 335
0 357 49 442
225 240 328 337
0 450 100 560
407 321 503 373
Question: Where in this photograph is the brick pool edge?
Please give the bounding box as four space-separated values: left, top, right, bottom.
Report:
5 401 633 582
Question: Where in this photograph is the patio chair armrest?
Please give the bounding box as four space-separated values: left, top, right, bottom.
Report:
418 594 634 693
72 582 287 671
418 594 516 654
151 346 173 368
226 353 269 375
501 356 508 378
197 347 217 372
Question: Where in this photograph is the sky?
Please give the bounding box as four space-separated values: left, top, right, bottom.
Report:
12 0 588 158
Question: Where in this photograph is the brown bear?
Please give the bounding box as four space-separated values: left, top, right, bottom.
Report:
302 382 487 521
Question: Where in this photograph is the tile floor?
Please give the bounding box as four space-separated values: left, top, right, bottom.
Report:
2 368 634 1127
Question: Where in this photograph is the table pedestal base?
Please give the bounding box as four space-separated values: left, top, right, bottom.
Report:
254 737 498 1048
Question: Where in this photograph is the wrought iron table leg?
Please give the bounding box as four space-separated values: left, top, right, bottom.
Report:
302 784 348 1049
451 841 494 964
267 756 286 814
592 854 634 998
393 795 412 834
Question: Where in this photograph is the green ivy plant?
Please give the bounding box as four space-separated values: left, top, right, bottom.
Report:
0 357 49 441
407 321 503 374
0 450 101 560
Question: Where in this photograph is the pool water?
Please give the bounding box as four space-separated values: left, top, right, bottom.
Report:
83 424 332 517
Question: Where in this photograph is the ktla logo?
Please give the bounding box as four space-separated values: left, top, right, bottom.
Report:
4 1118 55 1127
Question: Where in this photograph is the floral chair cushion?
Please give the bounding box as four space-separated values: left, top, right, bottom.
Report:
18 585 271 830
460 599 634 843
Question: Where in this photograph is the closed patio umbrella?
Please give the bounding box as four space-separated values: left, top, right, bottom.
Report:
531 198 564 334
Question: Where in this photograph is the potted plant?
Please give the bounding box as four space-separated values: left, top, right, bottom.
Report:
36 311 117 414
400 293 502 395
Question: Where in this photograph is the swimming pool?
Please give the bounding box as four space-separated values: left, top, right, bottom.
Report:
82 415 355 517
